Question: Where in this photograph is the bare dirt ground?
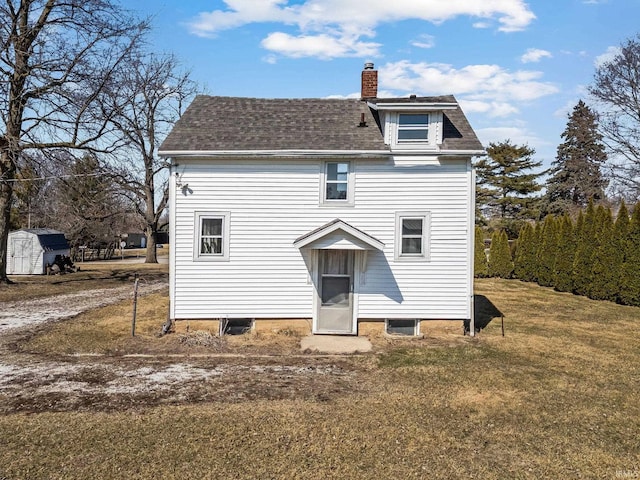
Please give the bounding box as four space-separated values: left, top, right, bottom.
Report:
0 281 361 415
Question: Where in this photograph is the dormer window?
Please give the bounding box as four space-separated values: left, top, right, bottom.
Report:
386 111 442 150
397 113 430 143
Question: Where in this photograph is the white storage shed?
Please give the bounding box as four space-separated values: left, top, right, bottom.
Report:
7 229 70 275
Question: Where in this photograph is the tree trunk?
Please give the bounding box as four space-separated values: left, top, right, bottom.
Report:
144 226 157 263
0 162 15 283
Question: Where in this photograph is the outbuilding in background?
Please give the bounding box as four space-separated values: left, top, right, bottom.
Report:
7 229 70 275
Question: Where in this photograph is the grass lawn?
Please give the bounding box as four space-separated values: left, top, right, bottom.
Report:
1 277 639 479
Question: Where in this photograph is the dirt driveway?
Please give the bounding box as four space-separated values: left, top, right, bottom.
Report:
0 281 359 414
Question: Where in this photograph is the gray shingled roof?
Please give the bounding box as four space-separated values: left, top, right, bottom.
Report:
159 95 483 154
160 96 388 152
19 229 70 251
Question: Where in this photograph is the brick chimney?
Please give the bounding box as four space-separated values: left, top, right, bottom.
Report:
361 62 378 99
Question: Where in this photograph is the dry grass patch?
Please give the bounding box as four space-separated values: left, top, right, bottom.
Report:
20 291 170 355
1 278 639 479
1 262 167 302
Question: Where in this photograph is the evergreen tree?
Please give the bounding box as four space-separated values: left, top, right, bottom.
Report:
590 207 616 300
553 214 576 292
537 215 559 287
474 227 489 278
573 200 596 296
513 222 537 282
544 101 608 215
619 203 640 306
612 201 631 303
475 140 543 236
488 229 514 278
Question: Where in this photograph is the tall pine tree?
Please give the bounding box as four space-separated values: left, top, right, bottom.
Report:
544 101 607 215
475 140 543 237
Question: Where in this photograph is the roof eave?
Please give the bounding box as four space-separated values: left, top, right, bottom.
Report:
158 149 391 158
368 101 459 111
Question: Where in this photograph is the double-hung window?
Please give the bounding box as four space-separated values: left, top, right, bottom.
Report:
395 211 430 261
194 212 230 261
397 113 430 143
322 161 353 204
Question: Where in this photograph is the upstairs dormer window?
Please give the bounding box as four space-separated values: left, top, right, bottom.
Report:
386 111 443 150
397 113 430 143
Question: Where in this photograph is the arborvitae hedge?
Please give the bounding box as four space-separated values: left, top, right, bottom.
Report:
537 215 559 287
506 200 640 306
474 226 489 278
589 207 616 301
488 229 514 278
514 223 537 282
619 203 640 306
553 214 575 293
573 199 596 296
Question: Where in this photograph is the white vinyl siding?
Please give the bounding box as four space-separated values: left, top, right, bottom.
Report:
171 157 473 320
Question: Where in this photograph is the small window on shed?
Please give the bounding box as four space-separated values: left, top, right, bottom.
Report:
220 318 253 336
386 319 419 336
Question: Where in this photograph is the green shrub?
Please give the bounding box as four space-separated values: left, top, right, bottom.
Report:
573 199 596 296
513 223 536 282
589 207 616 301
488 229 514 278
474 227 489 278
619 202 640 306
553 214 575 293
537 215 559 287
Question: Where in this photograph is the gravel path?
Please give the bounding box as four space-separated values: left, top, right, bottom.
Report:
0 282 167 333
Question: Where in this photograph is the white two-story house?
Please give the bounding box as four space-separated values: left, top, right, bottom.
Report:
159 63 484 336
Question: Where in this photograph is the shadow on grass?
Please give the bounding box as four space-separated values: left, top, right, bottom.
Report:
464 295 504 335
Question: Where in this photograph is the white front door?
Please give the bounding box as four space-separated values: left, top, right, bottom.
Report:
316 250 355 334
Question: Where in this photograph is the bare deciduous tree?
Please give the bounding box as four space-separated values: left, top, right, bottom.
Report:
590 35 640 202
0 0 148 282
104 53 197 263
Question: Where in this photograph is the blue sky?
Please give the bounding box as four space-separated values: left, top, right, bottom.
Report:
127 0 640 168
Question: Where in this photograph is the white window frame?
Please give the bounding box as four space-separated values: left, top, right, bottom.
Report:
389 111 442 150
395 211 431 261
193 212 230 261
397 113 430 143
386 319 421 336
320 161 355 206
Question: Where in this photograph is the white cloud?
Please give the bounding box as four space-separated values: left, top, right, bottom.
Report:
594 46 620 68
475 126 544 148
378 60 559 117
411 34 435 49
520 48 552 63
188 0 536 58
261 32 381 59
459 99 519 118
